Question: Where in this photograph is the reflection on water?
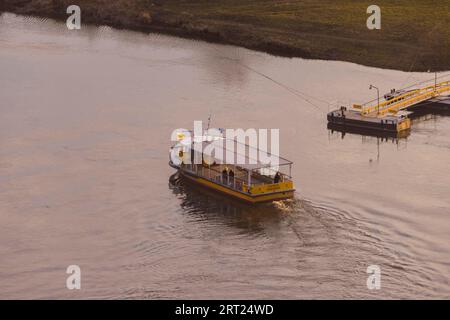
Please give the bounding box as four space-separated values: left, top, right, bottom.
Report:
328 123 411 140
327 131 409 163
1 13 449 299
168 173 289 234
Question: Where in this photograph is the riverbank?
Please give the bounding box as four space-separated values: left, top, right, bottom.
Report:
2 0 449 71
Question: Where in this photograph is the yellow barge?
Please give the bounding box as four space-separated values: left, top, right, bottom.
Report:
169 131 295 204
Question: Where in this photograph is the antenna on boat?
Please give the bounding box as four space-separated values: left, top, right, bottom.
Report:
206 112 212 131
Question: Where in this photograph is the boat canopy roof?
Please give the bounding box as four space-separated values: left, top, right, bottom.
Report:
175 134 293 171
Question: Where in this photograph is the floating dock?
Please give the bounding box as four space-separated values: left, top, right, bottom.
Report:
328 80 450 135
327 107 411 134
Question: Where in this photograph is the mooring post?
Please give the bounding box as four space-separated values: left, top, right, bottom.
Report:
435 72 437 92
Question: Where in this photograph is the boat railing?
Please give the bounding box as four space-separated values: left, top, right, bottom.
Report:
181 163 293 194
180 163 247 190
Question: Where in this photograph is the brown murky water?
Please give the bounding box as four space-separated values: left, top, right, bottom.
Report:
0 13 449 299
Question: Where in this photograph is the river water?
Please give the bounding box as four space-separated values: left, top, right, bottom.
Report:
0 13 449 299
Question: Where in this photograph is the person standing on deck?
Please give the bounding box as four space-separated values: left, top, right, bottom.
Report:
229 169 235 186
222 167 228 184
274 171 281 184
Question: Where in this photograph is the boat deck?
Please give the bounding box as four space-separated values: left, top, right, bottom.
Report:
182 163 276 187
178 162 295 203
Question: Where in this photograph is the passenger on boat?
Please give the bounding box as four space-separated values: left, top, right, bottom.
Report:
222 167 228 184
229 170 235 185
274 172 281 183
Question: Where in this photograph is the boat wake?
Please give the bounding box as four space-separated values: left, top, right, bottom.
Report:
168 177 445 298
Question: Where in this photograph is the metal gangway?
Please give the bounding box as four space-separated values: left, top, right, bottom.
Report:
353 81 450 117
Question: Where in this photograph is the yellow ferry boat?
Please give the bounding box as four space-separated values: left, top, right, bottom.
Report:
169 130 295 204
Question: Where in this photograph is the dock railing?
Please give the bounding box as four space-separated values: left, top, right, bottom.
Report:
357 81 450 116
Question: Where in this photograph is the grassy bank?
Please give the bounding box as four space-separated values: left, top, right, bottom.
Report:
2 0 449 71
